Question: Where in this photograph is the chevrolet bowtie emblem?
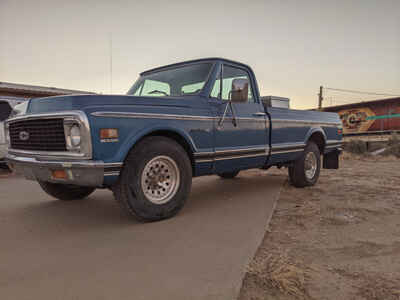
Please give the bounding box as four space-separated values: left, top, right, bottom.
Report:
19 131 30 141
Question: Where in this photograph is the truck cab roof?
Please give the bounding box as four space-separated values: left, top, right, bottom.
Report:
141 57 252 76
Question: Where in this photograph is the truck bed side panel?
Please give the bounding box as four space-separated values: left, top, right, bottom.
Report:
266 107 341 165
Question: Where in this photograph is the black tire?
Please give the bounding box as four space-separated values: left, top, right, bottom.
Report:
113 136 192 222
218 171 240 179
288 141 321 188
0 163 10 170
38 181 95 201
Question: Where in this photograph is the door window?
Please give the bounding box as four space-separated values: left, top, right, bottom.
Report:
210 79 221 98
221 66 254 102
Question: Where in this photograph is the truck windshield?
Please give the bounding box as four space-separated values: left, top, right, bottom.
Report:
127 63 213 97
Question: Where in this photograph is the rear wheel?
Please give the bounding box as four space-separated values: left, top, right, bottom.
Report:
38 181 95 200
113 136 192 222
288 141 321 188
218 171 240 179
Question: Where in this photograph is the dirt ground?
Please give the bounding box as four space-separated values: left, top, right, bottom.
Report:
239 154 400 300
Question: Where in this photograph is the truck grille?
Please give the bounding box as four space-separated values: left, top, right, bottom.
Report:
9 118 67 151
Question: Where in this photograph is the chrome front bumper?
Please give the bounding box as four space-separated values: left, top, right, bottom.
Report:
5 153 121 187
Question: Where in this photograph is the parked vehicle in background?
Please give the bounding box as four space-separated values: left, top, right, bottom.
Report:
0 97 28 167
5 58 342 221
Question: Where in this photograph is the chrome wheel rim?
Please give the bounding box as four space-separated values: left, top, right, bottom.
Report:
304 152 317 180
141 156 180 205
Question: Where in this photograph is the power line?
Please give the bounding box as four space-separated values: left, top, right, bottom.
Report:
327 96 394 105
317 85 400 109
324 87 400 97
324 94 385 103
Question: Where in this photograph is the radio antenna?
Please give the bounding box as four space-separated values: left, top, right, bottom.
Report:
109 33 113 94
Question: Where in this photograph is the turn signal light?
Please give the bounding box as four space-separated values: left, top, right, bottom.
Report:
100 128 119 139
52 170 67 180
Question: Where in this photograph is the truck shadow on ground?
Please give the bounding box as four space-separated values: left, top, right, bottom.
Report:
12 171 284 237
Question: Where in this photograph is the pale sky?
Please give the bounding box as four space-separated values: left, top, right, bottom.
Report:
1 0 399 109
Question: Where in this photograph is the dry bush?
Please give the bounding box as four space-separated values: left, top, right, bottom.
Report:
341 150 372 161
247 252 310 299
383 132 400 157
382 145 400 157
345 140 368 154
340 151 359 160
387 132 400 146
341 151 398 161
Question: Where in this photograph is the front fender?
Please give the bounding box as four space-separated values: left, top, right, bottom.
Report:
115 125 198 163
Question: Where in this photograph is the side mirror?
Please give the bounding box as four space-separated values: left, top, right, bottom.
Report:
231 78 249 103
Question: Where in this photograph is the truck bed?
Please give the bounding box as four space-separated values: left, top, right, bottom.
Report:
264 106 341 124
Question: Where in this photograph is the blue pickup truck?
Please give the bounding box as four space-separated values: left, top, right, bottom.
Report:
5 58 342 221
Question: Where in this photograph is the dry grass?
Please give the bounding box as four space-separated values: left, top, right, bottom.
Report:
382 133 400 157
358 281 400 300
344 139 368 154
340 150 397 161
335 268 400 300
246 252 310 299
387 132 400 146
240 159 400 300
344 133 400 158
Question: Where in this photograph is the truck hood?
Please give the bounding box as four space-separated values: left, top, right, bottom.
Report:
27 94 193 114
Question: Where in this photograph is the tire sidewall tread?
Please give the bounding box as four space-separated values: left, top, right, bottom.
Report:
289 142 321 188
114 136 192 222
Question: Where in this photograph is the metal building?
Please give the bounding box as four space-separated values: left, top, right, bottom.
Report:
0 81 94 121
0 81 94 99
0 82 94 165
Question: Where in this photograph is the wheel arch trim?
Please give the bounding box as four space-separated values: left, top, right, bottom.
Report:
116 125 197 167
305 127 327 153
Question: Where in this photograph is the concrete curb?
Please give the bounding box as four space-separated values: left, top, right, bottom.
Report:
234 176 286 300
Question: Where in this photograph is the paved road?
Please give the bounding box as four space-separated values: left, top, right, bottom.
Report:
0 170 283 300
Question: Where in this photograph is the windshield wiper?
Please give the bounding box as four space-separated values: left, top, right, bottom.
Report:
148 90 169 96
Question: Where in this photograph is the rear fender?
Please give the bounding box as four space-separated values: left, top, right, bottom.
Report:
304 127 327 153
304 127 327 144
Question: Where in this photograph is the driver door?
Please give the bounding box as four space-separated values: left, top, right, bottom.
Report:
209 64 269 173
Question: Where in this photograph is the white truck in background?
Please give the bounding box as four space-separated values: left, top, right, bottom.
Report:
0 97 28 166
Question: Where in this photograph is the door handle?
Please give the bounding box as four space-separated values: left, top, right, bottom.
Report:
253 112 266 117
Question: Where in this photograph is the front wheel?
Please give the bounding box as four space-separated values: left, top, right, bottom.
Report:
113 136 192 222
288 141 321 188
38 181 95 200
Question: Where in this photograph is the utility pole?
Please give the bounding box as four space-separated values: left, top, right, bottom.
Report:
318 86 323 110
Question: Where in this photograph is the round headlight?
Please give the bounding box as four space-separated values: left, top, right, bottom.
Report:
70 125 81 147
